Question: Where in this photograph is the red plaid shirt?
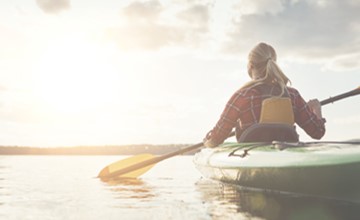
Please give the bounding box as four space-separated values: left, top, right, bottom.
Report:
207 86 326 144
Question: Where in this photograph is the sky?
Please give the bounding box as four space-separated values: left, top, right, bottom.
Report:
0 0 359 147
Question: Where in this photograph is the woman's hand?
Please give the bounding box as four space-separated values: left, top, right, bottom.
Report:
307 99 322 118
203 131 218 148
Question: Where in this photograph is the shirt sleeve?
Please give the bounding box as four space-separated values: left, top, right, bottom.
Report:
205 90 244 145
291 88 326 139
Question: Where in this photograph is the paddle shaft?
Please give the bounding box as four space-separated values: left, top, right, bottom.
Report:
320 87 360 105
102 142 205 178
102 86 360 179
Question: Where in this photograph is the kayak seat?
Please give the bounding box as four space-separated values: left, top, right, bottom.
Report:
237 96 298 142
259 97 295 125
237 123 299 142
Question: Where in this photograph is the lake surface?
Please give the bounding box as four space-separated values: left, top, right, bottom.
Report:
1 155 359 220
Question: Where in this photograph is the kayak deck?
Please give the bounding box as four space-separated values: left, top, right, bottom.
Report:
193 142 360 202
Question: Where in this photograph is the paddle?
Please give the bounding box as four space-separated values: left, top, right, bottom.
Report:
98 86 360 180
98 141 211 180
320 86 360 105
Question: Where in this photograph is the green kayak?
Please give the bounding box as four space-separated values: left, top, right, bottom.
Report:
193 141 360 202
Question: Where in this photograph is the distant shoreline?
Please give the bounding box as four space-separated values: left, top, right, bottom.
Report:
0 144 199 155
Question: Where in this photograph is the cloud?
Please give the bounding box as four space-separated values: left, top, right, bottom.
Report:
36 0 71 14
176 4 210 31
122 0 162 23
105 0 360 70
223 0 360 65
106 0 211 50
323 52 360 71
234 0 285 15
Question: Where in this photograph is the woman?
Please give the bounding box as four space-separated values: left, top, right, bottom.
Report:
204 42 326 147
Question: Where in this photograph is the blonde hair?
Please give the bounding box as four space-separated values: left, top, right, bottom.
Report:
242 42 291 96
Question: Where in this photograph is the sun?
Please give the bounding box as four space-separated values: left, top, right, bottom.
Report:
33 34 123 115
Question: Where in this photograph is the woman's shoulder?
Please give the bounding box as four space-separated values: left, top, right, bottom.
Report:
236 86 261 96
227 86 260 103
286 86 301 96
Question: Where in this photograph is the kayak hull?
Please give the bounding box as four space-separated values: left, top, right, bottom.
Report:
193 142 360 202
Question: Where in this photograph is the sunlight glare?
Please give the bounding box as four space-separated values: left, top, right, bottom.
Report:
33 34 124 115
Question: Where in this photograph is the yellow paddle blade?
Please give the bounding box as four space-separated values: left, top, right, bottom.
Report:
98 154 156 179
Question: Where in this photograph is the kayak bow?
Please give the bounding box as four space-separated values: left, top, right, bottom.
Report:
193 141 360 202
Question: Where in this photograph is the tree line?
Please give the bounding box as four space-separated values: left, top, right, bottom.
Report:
0 144 199 155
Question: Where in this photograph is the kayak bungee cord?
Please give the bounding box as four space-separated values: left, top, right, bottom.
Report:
273 141 360 150
229 141 360 158
228 142 272 158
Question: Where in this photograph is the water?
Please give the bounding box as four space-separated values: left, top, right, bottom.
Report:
0 156 359 220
